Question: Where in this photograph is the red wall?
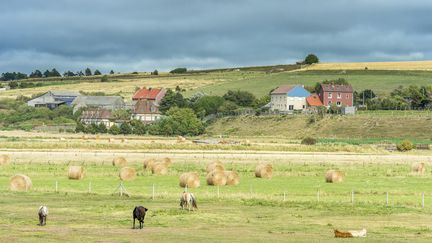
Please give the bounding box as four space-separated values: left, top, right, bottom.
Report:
319 90 353 107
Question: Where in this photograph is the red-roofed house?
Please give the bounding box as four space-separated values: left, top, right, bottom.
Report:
132 87 166 102
318 84 353 107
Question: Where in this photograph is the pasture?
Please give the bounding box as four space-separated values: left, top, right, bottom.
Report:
1 157 432 242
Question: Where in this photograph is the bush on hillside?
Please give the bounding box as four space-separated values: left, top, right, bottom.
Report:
397 140 414 152
170 68 187 74
301 137 318 145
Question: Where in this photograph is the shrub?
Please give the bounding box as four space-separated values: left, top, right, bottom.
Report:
301 137 318 145
101 75 108 82
397 140 414 151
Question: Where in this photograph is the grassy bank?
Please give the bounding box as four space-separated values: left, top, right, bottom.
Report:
207 114 432 141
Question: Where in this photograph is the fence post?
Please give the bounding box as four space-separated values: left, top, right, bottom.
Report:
55 181 58 193
88 181 92 194
120 182 123 197
152 184 155 200
283 192 286 202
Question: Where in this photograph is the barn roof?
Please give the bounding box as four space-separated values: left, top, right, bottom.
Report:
306 94 323 106
271 85 294 95
132 88 163 100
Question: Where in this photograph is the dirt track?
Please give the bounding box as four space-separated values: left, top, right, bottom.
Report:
1 149 431 164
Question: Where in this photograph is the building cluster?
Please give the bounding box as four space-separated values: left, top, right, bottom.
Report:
269 83 355 114
26 88 167 127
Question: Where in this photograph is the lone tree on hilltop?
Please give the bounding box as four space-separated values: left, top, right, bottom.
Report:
304 54 319 65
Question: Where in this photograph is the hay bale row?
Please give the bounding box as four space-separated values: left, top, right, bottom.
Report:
68 166 84 180
119 167 136 181
325 170 344 183
112 157 127 167
10 174 32 191
255 164 273 179
0 154 10 165
179 172 200 188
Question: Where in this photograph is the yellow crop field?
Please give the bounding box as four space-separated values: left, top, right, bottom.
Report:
302 60 432 71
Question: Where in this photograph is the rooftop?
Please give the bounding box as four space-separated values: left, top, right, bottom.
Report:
133 88 164 100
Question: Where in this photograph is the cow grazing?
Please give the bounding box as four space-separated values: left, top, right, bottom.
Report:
132 206 148 229
38 206 48 226
180 192 197 211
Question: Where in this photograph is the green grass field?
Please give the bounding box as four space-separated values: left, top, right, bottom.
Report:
1 161 432 242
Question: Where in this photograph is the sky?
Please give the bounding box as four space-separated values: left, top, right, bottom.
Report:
1 0 432 74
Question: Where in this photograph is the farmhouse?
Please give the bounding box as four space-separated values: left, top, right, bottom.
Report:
131 99 162 123
79 109 114 127
72 96 125 113
318 83 353 107
27 90 81 109
270 85 310 112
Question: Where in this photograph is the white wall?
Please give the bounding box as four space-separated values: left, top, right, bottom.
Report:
270 95 307 111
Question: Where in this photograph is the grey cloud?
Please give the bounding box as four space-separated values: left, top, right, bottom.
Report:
1 0 432 73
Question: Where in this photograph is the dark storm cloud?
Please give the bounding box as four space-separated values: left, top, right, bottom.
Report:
1 0 432 73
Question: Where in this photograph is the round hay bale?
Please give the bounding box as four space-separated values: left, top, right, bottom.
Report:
68 166 85 180
82 135 89 140
143 159 156 171
179 172 200 188
59 137 66 141
255 164 273 179
95 135 100 140
177 136 187 143
108 138 115 143
224 171 240 185
119 167 137 181
206 161 224 173
206 170 227 186
0 154 11 165
121 138 128 143
325 170 344 183
412 163 426 175
152 163 168 175
112 157 127 167
10 174 32 191
163 157 172 167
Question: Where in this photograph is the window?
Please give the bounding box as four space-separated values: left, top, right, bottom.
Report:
302 105 305 109
337 101 341 106
328 92 332 98
337 93 341 99
346 94 349 99
289 105 294 110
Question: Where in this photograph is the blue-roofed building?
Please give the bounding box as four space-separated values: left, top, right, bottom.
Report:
270 85 310 112
27 90 81 109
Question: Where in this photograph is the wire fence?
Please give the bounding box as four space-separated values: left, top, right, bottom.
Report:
5 181 431 210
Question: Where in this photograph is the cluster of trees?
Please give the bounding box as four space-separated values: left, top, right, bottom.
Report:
158 88 269 119
356 85 432 110
1 68 114 82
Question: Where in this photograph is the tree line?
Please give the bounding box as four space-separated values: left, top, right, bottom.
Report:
0 68 115 81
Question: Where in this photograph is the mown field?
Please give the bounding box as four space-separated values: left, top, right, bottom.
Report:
1 161 432 242
303 61 432 71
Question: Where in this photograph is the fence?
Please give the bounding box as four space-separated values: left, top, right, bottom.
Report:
8 180 431 209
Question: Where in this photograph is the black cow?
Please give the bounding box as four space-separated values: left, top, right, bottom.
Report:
132 206 148 229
